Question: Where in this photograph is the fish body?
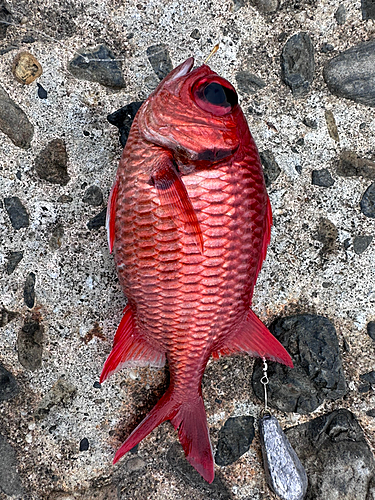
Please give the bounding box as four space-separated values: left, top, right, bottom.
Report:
100 58 292 483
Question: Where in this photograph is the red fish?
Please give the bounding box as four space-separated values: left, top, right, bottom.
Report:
100 57 293 483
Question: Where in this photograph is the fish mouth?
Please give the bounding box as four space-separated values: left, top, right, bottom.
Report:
167 57 194 82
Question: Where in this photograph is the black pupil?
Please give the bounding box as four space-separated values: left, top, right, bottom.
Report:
203 82 237 107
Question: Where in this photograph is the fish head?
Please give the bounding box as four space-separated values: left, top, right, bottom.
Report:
138 57 246 170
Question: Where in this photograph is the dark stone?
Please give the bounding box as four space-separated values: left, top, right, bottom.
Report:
353 235 373 254
335 150 375 179
281 32 315 96
49 224 64 250
17 318 44 371
0 434 24 496
249 0 279 13
68 44 125 89
360 371 375 389
87 208 106 229
190 29 201 39
0 308 17 328
0 363 18 401
362 0 375 19
368 321 375 341
296 137 304 146
367 409 375 417
93 381 101 389
79 438 89 451
6 250 23 274
4 196 29 230
37 83 47 99
360 182 375 218
303 116 317 129
343 238 351 250
0 85 34 148
35 139 70 185
323 41 375 107
235 71 266 94
295 165 302 174
312 168 334 187
83 185 103 206
107 101 144 147
334 4 346 24
146 44 173 81
252 315 347 414
166 443 232 499
0 1 12 40
36 377 77 417
24 272 36 308
215 416 255 466
320 43 334 53
325 109 339 142
259 150 281 187
285 409 375 500
314 217 338 255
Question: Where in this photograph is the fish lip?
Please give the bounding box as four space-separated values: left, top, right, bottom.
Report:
168 57 194 82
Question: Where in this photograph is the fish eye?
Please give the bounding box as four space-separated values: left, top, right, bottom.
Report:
203 82 238 107
192 77 238 116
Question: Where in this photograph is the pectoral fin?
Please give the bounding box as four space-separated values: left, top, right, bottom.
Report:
106 179 119 254
152 160 204 253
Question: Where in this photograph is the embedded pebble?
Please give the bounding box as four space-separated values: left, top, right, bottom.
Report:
0 1 12 40
49 224 64 250
215 416 255 466
107 101 144 147
0 308 17 327
24 272 36 308
57 194 73 203
235 71 266 94
87 208 107 229
249 0 279 13
37 83 47 99
335 150 375 179
0 363 19 401
68 44 125 89
281 32 315 96
260 150 281 187
312 168 334 187
323 41 375 107
17 318 44 371
83 186 103 206
6 250 23 274
0 434 24 496
146 44 173 81
334 4 346 24
320 42 334 53
12 51 42 85
190 29 200 39
368 321 375 341
34 139 70 185
0 85 34 148
353 235 373 254
325 109 339 142
4 196 29 230
37 377 77 417
79 438 89 451
286 409 375 500
360 182 375 218
362 0 375 20
252 315 347 413
314 217 338 256
126 456 147 472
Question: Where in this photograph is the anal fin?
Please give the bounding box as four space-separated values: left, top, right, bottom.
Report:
212 309 293 368
100 305 166 383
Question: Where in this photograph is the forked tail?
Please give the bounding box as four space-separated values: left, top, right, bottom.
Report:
113 387 214 483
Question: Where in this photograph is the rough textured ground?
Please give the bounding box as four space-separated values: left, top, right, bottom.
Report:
1 0 375 499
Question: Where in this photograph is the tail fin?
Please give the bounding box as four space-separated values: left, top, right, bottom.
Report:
113 388 214 483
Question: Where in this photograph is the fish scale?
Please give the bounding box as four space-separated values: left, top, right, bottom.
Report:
100 57 293 483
